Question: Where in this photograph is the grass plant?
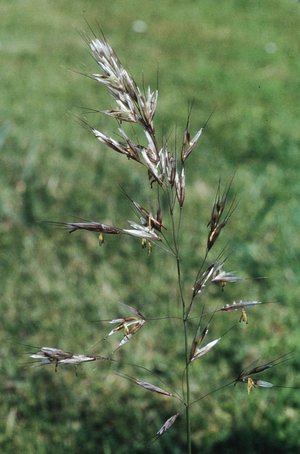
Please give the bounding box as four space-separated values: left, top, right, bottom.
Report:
1 1 300 452
27 31 298 453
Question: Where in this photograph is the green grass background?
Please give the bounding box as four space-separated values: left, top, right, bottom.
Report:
1 0 300 452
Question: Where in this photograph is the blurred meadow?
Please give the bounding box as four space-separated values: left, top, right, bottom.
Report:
1 0 300 452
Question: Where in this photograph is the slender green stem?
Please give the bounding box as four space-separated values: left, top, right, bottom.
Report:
175 254 191 453
169 196 191 454
183 316 192 454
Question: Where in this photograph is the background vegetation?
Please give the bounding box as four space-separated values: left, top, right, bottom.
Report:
1 0 299 452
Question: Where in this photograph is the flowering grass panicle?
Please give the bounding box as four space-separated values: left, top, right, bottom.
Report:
30 33 297 453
